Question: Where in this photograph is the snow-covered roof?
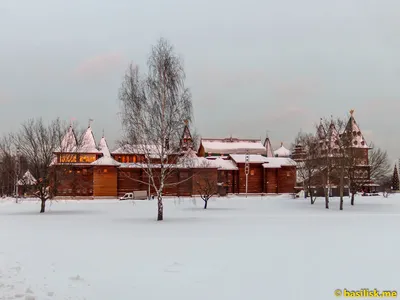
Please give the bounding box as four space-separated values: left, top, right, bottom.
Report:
59 126 78 152
178 152 218 168
119 163 176 169
228 154 296 169
98 136 111 157
49 155 57 166
213 157 238 170
273 144 291 157
264 137 273 157
229 154 269 164
182 148 198 158
200 138 266 155
79 126 100 153
326 122 339 150
112 144 161 155
119 160 216 169
205 155 230 160
187 157 217 168
181 123 192 140
344 113 369 149
262 157 297 169
17 170 37 185
91 156 121 166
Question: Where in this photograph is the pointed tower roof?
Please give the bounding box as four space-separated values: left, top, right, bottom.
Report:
344 110 369 148
79 125 99 153
316 118 326 140
274 142 291 157
98 135 111 157
182 120 192 140
327 120 339 150
263 136 273 157
60 125 78 152
180 120 194 152
17 170 37 186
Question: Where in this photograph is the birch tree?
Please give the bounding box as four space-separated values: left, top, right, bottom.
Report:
119 38 193 221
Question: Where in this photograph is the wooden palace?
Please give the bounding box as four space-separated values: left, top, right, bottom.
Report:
291 111 376 196
49 122 297 199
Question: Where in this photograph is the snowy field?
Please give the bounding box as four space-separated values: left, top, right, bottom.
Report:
1 194 399 300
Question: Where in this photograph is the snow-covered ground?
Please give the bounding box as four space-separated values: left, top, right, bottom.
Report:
1 194 399 300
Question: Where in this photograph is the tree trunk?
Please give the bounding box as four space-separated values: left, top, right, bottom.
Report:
204 199 208 209
324 188 329 209
309 188 315 204
157 194 163 221
40 199 46 213
339 168 344 211
351 193 355 205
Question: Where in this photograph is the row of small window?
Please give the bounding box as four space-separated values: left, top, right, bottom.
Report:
64 169 109 174
60 189 93 194
64 169 89 175
59 154 97 163
114 155 138 163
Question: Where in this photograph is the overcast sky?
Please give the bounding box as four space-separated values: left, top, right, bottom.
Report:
1 0 399 162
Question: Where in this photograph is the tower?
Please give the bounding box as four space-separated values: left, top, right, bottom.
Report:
180 120 194 152
263 134 273 157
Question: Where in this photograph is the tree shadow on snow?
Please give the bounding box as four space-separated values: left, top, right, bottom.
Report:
181 207 244 212
114 216 209 224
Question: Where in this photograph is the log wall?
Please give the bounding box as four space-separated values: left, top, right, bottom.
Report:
237 164 263 194
264 168 278 193
93 166 118 197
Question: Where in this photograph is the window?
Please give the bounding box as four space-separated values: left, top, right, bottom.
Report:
250 170 254 176
104 169 108 173
59 154 77 163
82 169 88 175
79 154 96 163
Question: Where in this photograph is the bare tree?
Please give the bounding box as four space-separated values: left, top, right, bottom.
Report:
345 143 389 205
119 38 193 221
369 144 391 186
328 117 349 211
12 118 66 213
314 118 337 209
0 135 18 197
196 177 218 209
293 132 319 204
